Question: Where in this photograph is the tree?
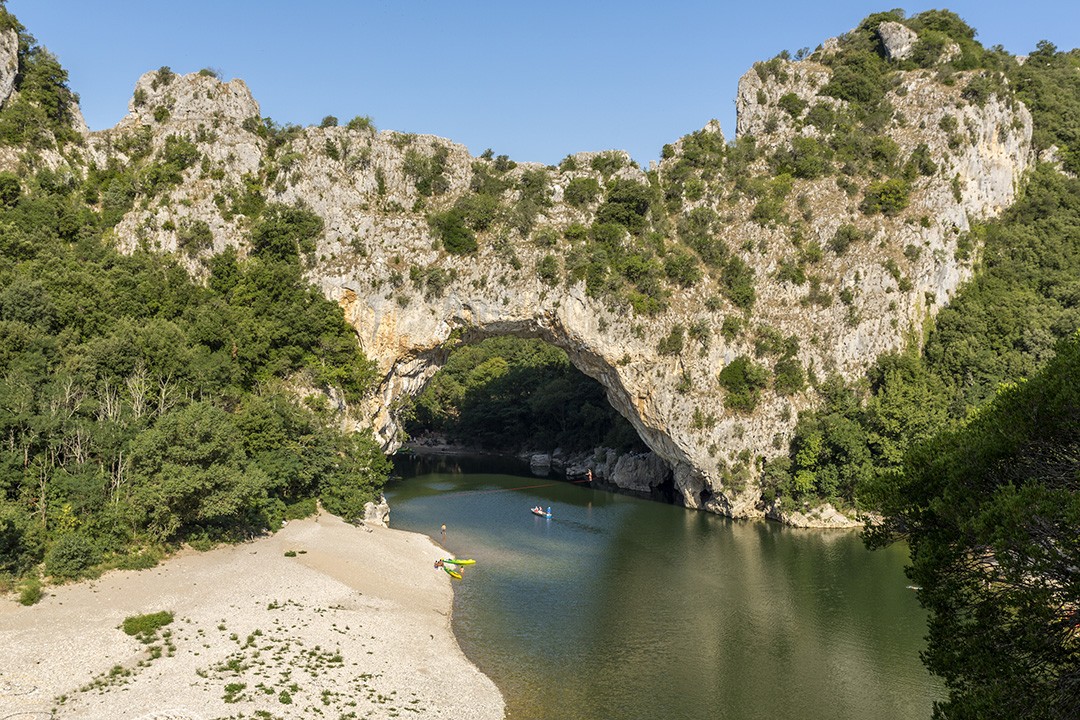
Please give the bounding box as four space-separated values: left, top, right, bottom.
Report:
250 203 324 261
864 333 1080 719
128 401 269 540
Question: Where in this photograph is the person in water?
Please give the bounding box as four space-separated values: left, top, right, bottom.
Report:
547 506 552 516
586 468 593 483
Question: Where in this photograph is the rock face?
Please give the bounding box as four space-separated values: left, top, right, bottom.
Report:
877 21 919 61
7 29 1034 524
597 449 673 495
363 496 391 527
0 28 17 109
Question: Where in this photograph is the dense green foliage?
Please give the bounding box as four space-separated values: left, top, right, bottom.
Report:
1010 43 1080 176
402 336 644 454
864 333 1080 720
122 610 174 641
717 355 769 412
0 5 80 149
0 69 389 582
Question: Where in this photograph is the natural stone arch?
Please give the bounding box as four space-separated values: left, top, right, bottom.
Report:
330 284 708 511
40 43 1029 525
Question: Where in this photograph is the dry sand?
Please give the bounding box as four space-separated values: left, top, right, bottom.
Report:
0 513 505 720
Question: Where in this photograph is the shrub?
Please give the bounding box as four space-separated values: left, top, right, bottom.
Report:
0 172 20 207
829 224 863 254
774 357 806 395
904 143 937 178
284 498 318 520
18 578 42 606
721 255 756 311
776 257 806 285
718 356 770 412
346 115 376 133
777 92 807 118
657 325 685 355
589 222 625 249
596 179 652 234
454 193 500 231
861 178 910 216
403 146 451 197
720 315 744 341
429 208 477 255
537 254 559 285
590 152 625 176
678 207 726 267
564 177 601 208
319 115 339 128
820 50 888 110
250 203 324 260
151 66 175 90
177 219 213 254
45 533 100 579
122 611 174 642
772 136 831 179
663 248 702 287
805 104 836 131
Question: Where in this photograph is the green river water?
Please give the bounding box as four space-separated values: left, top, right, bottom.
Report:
385 454 941 720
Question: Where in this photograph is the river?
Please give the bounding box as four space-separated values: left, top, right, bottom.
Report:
385 454 940 720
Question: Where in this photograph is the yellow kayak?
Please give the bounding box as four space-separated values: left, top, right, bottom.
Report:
443 566 462 579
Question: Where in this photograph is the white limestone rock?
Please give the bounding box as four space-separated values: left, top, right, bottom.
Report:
363 496 391 527
123 69 261 128
877 21 919 61
0 28 16 109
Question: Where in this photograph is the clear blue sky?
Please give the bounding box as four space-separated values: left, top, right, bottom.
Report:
7 1 1080 166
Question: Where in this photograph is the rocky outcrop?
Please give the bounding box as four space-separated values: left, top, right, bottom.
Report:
596 449 673 495
765 500 862 529
878 21 919 61
36 28 1032 524
0 28 17 109
735 59 835 139
363 495 391 527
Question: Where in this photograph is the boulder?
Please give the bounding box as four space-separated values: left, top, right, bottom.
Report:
877 21 919 61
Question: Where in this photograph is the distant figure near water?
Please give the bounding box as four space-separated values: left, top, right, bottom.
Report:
586 469 593 483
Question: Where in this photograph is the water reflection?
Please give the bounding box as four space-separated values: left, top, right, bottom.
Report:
386 456 939 720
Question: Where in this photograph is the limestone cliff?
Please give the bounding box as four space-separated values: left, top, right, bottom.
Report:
7 21 1034 525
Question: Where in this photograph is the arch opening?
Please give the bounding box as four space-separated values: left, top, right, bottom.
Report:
380 323 679 503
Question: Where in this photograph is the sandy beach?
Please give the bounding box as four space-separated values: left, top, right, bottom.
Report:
0 513 505 720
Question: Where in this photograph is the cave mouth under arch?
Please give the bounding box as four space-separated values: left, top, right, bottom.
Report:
392 332 677 502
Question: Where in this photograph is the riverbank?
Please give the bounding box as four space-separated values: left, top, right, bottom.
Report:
0 513 505 720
